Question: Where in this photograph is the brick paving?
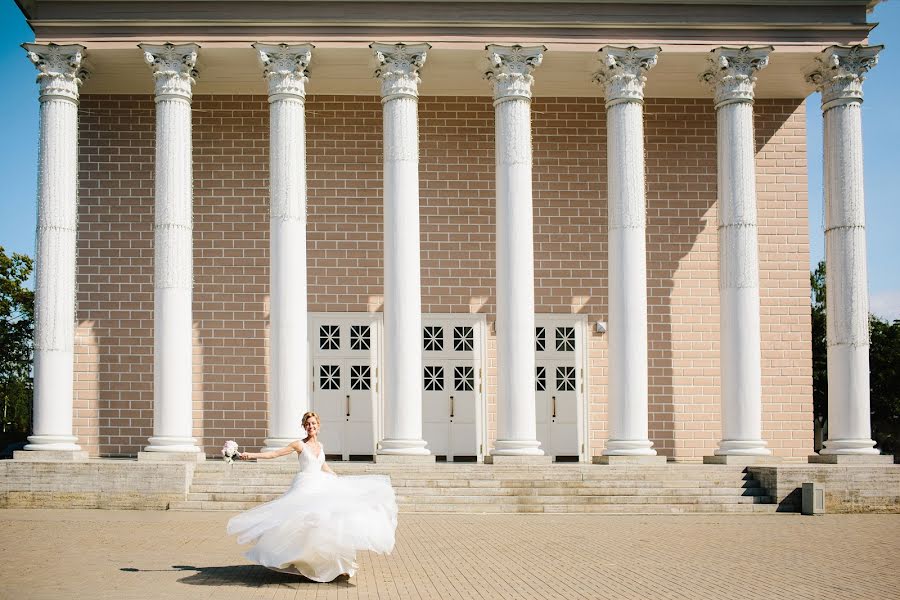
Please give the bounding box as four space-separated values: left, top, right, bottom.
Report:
2 509 898 600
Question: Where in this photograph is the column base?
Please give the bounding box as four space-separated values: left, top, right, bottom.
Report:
485 454 552 465
602 439 657 456
593 455 667 465
808 453 894 465
713 440 772 456
138 451 206 462
375 454 436 464
24 434 82 452
13 449 89 462
144 436 203 455
377 439 431 455
490 439 544 456
820 438 879 455
704 454 782 466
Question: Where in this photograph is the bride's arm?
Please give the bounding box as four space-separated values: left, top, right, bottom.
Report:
240 441 300 460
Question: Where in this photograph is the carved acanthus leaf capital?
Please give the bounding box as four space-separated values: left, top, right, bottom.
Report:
484 44 545 102
371 42 430 100
23 43 89 103
253 43 313 100
700 46 772 108
593 46 660 105
806 45 883 111
138 43 200 101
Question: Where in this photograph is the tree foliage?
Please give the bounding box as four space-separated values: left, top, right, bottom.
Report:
0 246 34 433
811 260 900 455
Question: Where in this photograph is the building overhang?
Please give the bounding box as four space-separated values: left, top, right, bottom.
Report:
15 0 879 98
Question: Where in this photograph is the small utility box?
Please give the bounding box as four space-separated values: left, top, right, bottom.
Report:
801 482 825 515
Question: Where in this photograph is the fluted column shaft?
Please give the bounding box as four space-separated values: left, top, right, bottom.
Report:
253 44 314 451
702 47 773 456
486 45 545 456
595 46 659 456
808 45 882 454
22 44 87 452
373 43 431 455
140 43 202 454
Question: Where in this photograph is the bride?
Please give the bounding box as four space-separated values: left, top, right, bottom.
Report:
226 411 397 582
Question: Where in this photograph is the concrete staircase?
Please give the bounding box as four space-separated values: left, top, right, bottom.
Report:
169 462 777 514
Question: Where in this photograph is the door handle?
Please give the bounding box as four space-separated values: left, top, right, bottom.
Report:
346 394 350 417
449 395 455 418
552 395 557 419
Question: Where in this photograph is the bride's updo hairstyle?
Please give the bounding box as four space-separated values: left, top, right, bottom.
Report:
301 411 320 428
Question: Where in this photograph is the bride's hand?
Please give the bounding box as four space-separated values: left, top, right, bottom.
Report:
238 452 251 460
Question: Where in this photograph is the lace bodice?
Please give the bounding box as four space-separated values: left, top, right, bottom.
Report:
298 440 325 473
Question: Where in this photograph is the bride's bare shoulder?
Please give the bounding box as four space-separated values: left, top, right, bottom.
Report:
289 440 305 452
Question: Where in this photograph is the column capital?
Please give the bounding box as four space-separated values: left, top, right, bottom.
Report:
253 43 313 100
22 43 88 103
593 46 660 106
138 42 200 101
371 42 430 101
806 45 883 111
484 44 546 102
700 46 772 108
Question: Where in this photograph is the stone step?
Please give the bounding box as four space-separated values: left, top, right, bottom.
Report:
168 500 777 514
188 477 757 490
187 484 766 497
190 473 757 485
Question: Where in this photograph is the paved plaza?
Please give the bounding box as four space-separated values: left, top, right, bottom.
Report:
2 509 898 600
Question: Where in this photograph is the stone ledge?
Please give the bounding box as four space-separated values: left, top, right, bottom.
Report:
13 450 89 462
594 455 668 465
484 455 552 465
137 451 206 463
375 454 437 464
703 455 783 466
808 454 895 465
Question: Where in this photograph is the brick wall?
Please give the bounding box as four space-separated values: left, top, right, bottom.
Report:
73 94 812 460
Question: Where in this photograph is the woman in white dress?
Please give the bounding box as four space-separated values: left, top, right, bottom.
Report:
226 411 397 582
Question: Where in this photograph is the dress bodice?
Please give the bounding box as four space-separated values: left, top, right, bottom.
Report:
298 441 325 473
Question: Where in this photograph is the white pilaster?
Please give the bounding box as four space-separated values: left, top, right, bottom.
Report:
253 43 314 451
701 46 773 457
139 43 203 456
806 45 883 455
21 43 87 456
372 42 432 456
485 44 545 457
595 46 659 457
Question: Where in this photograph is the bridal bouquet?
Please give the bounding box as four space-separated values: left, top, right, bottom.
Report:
222 440 240 463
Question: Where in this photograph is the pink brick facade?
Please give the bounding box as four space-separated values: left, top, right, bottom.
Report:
72 94 812 461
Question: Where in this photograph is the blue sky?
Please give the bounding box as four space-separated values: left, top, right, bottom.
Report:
1 0 898 319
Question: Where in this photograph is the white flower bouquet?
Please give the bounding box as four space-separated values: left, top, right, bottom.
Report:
222 440 240 463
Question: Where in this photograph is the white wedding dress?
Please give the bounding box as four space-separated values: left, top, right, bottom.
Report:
226 441 397 582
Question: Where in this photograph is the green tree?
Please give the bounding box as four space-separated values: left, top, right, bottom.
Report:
0 247 34 433
811 260 900 455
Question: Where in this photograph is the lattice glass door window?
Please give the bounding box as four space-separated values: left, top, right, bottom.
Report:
319 325 340 350
350 365 371 391
424 326 443 352
453 326 474 352
556 366 576 392
555 327 575 352
424 365 444 391
319 364 340 390
535 326 546 351
454 366 474 391
536 366 546 392
350 325 371 351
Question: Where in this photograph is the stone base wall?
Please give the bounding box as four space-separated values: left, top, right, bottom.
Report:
749 465 900 513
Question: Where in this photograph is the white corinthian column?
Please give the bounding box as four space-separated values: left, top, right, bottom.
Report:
253 43 314 452
372 43 432 459
700 47 774 460
19 44 88 459
485 44 546 460
139 43 203 458
807 45 887 459
594 46 664 462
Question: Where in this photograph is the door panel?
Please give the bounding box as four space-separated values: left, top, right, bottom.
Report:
449 360 477 458
422 363 449 456
313 360 345 454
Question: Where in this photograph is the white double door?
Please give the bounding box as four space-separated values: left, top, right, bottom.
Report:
310 314 380 460
535 315 586 461
421 315 485 461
